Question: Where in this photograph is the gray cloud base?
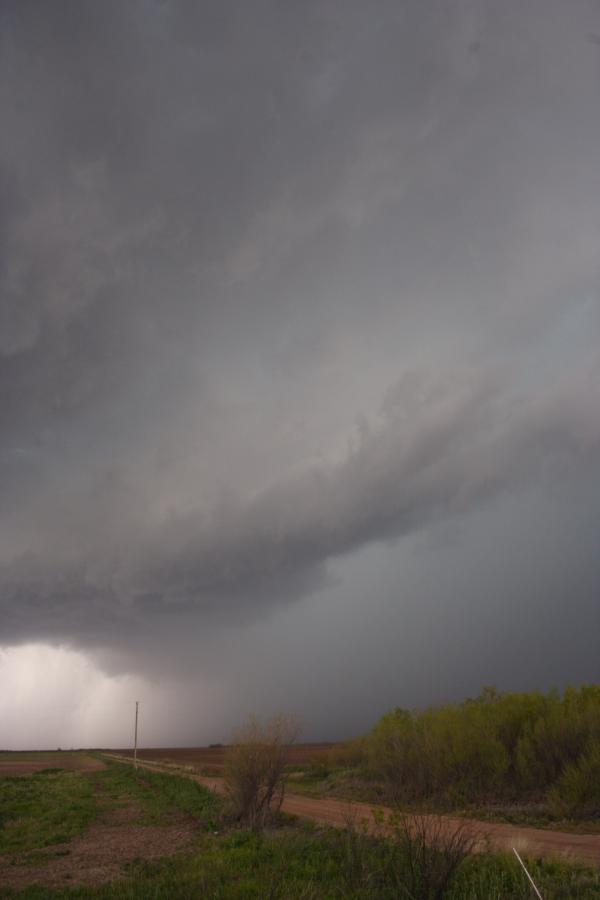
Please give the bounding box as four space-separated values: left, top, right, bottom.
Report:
2 363 598 647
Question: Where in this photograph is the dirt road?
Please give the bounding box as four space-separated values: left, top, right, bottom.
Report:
103 754 600 867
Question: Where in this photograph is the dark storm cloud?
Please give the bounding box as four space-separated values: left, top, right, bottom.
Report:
2 362 598 645
1 0 599 718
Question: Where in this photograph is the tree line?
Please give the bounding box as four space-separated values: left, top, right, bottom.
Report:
365 685 600 815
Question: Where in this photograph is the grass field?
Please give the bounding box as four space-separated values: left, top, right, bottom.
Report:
1 754 600 897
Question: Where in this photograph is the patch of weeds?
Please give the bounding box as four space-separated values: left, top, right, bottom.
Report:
286 767 388 804
0 771 96 853
449 851 600 899
464 802 600 833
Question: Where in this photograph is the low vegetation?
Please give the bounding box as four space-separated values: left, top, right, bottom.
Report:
1 759 600 898
284 685 600 825
366 685 600 817
223 714 298 829
96 760 222 828
0 770 96 852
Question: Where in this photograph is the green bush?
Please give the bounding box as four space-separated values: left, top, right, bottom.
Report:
368 685 600 813
549 744 600 818
306 758 330 780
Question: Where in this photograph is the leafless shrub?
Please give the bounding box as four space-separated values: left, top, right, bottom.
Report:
223 714 299 830
387 812 477 900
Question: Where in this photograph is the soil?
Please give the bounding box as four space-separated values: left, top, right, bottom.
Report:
0 754 105 777
114 743 336 771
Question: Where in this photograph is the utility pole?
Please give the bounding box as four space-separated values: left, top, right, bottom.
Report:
133 701 139 770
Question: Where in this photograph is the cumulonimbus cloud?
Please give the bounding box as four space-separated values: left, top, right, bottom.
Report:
2 362 598 648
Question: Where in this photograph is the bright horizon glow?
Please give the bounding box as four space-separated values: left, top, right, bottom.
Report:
0 643 208 750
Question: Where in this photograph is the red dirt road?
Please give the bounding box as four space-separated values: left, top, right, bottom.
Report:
276 793 600 868
103 754 600 868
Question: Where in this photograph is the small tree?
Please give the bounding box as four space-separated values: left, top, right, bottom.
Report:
224 714 299 829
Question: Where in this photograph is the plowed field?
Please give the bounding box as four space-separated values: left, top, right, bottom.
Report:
115 743 336 771
0 752 105 777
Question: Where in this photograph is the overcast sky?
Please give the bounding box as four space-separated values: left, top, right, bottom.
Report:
1 0 599 749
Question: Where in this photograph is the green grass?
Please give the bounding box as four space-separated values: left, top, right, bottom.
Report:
0 761 221 856
449 852 600 899
286 767 387 802
95 762 222 828
2 827 600 899
464 802 600 833
0 770 96 852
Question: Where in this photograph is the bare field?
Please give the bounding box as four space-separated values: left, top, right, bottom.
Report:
115 742 337 771
0 751 105 777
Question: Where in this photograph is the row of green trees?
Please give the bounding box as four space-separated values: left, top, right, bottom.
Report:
366 685 600 815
